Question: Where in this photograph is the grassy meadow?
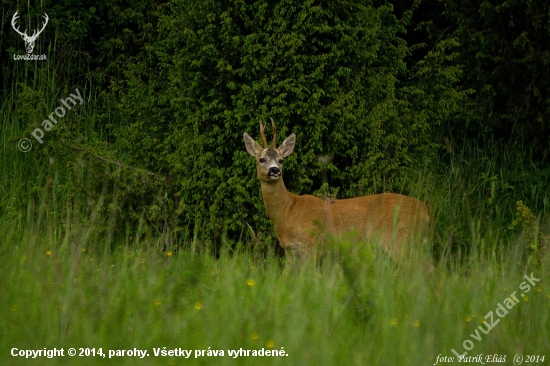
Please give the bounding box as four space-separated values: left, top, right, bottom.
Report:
1 81 550 365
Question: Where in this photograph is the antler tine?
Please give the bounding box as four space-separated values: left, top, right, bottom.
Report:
34 13 49 37
29 13 48 38
270 117 277 148
259 120 268 148
11 11 27 37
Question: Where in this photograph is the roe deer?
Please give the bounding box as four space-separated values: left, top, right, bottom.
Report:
243 119 429 264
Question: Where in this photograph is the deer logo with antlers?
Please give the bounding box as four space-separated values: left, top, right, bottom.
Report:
11 11 49 54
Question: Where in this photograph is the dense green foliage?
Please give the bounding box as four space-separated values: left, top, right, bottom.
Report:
447 0 549 145
1 0 549 251
4 0 460 246
402 0 550 152
142 0 466 242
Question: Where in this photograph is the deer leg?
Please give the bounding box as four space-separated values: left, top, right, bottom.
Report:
283 243 310 273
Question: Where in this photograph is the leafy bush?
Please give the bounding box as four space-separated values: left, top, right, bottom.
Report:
103 0 467 247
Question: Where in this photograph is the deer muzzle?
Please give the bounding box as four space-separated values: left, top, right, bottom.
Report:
268 167 281 179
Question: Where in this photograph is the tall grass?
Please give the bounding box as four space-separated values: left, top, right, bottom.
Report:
1 210 548 365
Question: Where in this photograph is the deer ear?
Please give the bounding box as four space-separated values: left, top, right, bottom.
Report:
243 132 262 156
278 133 296 158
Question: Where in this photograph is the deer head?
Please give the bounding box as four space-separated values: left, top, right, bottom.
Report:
243 118 296 183
11 11 49 54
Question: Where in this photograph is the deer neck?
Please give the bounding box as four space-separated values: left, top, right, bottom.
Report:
259 177 293 226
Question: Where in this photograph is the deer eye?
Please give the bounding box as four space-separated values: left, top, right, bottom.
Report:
259 158 265 163
278 159 283 164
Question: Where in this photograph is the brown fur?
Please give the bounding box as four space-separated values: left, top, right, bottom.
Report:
244 124 429 263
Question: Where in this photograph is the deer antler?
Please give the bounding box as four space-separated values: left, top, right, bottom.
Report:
259 120 268 148
31 13 49 39
11 11 48 38
11 11 27 37
270 117 277 148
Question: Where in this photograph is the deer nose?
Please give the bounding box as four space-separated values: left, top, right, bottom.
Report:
269 167 280 176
